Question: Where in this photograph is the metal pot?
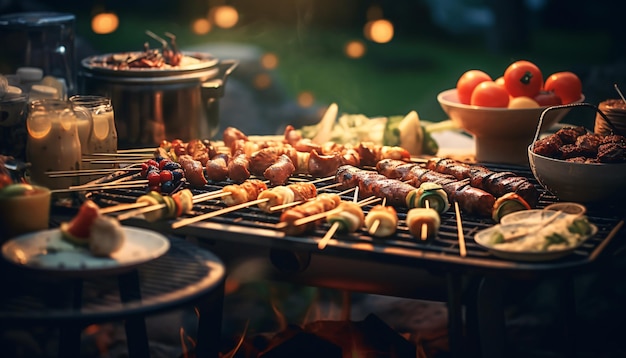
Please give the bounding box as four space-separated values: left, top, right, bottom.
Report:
78 52 238 149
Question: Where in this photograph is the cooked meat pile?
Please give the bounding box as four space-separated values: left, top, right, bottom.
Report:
532 126 626 163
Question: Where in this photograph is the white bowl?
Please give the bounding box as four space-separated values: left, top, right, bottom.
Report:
528 145 626 203
437 89 584 165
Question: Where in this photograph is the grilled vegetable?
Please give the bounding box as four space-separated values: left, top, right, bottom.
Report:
406 182 450 213
492 192 532 223
326 202 365 233
406 207 440 241
364 205 398 237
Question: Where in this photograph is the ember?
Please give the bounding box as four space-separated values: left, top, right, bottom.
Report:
221 314 417 358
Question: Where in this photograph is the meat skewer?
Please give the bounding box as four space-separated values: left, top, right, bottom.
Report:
375 159 496 217
424 157 539 208
277 193 343 236
335 165 418 208
317 189 366 249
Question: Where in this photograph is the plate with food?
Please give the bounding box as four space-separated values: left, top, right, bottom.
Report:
1 200 170 276
473 213 597 261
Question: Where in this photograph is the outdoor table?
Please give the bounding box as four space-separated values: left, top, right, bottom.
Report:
0 236 226 358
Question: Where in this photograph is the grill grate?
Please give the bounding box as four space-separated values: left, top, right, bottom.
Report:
85 163 626 276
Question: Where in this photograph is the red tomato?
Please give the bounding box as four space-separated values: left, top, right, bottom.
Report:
456 70 492 105
503 60 543 98
494 76 506 89
543 71 582 104
470 81 510 107
66 200 100 240
533 91 562 107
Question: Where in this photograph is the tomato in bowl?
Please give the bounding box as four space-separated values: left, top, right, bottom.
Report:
437 89 584 165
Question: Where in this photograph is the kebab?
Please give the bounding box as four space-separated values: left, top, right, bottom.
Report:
424 157 539 208
257 182 317 213
116 189 195 222
278 193 342 236
364 203 398 237
318 189 368 249
375 160 497 217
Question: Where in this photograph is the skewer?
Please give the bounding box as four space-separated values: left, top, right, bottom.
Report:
454 202 466 257
317 187 361 249
46 167 141 177
367 198 386 236
69 179 148 189
266 182 349 212
82 159 146 165
114 148 156 153
172 198 268 229
50 183 148 194
421 200 430 241
100 188 229 215
84 152 153 157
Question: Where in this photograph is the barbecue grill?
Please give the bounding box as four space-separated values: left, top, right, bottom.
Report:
79 161 626 358
85 163 624 273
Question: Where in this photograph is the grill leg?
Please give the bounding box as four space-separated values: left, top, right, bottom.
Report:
194 278 225 358
58 279 84 358
476 277 506 358
118 270 150 358
446 273 465 358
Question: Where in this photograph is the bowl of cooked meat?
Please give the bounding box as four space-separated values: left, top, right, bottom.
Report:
528 103 626 203
437 88 584 165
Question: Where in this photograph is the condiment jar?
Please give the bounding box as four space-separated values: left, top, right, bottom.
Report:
595 99 626 137
26 99 84 190
69 95 118 184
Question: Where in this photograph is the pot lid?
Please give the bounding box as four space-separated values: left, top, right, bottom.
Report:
80 51 220 79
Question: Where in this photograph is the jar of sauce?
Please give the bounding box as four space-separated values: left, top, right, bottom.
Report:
26 99 83 190
69 95 118 184
596 99 626 137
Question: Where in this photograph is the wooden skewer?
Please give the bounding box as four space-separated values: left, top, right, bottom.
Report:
454 202 466 257
100 201 148 214
46 167 141 177
367 197 387 236
69 179 148 189
317 187 361 250
50 183 148 194
114 148 157 153
84 152 153 157
421 200 430 241
172 198 269 229
83 159 146 165
268 184 354 212
101 190 229 216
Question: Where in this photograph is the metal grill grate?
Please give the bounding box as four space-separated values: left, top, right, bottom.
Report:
85 163 625 276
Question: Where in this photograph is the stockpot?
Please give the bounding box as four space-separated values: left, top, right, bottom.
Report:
79 52 238 148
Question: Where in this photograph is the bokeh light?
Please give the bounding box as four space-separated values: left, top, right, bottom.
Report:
364 19 394 43
297 91 315 108
192 18 212 35
253 73 272 89
91 12 119 34
344 40 366 59
260 53 279 70
212 6 239 29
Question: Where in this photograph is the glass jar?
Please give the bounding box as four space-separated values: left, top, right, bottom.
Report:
596 99 626 137
26 99 83 190
69 95 118 184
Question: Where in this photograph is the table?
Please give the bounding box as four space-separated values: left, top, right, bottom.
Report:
0 236 226 358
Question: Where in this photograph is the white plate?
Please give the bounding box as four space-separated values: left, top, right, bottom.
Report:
1 226 170 276
473 223 597 262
